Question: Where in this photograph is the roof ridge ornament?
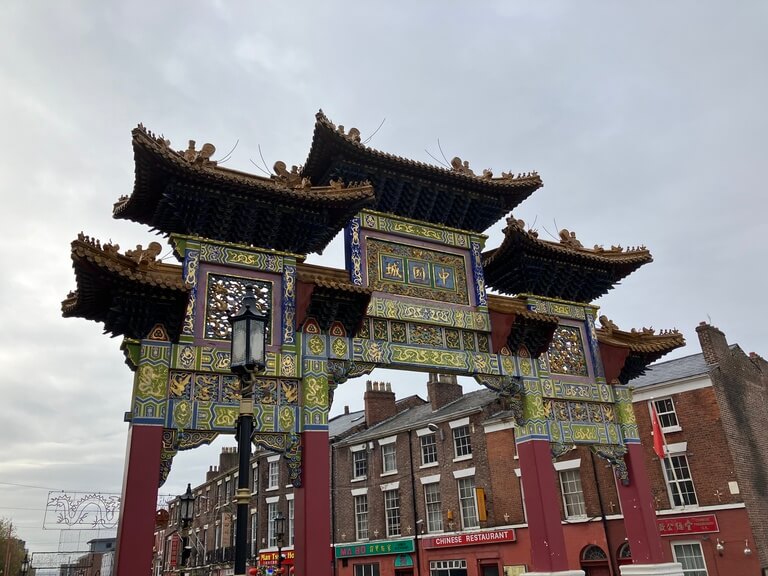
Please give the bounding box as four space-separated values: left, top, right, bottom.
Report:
599 315 620 334
182 140 217 167
558 228 584 249
450 156 475 176
273 161 312 190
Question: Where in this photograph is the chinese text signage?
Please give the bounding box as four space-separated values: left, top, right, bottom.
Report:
423 529 516 549
335 538 415 558
657 514 719 536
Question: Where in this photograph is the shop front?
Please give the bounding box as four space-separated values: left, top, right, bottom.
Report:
257 549 295 575
420 529 522 576
335 537 416 576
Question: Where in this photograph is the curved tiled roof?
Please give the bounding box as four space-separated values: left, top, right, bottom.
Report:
63 234 189 340
301 111 543 232
114 125 375 254
483 217 653 302
595 316 686 383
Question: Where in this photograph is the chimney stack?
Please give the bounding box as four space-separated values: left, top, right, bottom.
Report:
696 322 729 366
364 380 396 427
427 373 463 411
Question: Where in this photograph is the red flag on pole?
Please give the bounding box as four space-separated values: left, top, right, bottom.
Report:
651 405 665 459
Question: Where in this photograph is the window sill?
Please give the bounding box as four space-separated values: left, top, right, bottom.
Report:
453 454 473 463
351 476 367 483
265 486 279 492
380 470 398 477
662 425 682 433
564 515 589 523
419 462 439 469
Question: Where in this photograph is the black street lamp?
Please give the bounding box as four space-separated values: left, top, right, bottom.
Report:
273 512 286 576
178 484 195 568
229 285 268 576
20 553 29 576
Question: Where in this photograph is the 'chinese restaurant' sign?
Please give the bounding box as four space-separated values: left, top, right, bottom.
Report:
259 550 295 565
657 514 719 536
335 538 415 558
423 529 516 549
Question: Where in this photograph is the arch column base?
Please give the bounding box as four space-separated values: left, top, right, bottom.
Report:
619 563 684 576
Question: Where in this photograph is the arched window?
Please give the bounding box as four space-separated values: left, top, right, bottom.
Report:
582 545 608 561
617 542 633 566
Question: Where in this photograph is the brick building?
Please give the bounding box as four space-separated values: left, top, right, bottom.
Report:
155 324 765 576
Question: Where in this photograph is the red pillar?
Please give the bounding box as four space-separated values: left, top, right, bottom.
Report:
294 430 331 576
517 439 570 572
616 443 666 564
115 424 164 576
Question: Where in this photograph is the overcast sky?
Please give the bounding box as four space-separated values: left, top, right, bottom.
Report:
1 0 765 558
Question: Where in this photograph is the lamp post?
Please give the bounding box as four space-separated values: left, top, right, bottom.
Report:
273 512 286 576
178 483 196 570
229 285 268 576
19 554 29 576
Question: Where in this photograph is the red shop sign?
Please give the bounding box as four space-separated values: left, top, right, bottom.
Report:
657 514 719 536
259 550 295 565
422 529 516 549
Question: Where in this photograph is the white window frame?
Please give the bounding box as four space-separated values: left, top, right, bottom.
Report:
420 433 438 467
558 468 587 519
456 476 479 529
451 424 472 461
287 496 295 546
381 444 397 475
354 494 369 541
353 564 380 576
267 501 279 547
662 448 698 508
352 448 368 480
424 482 443 533
250 511 258 557
671 540 708 576
251 463 258 494
652 397 682 432
267 459 280 490
384 489 401 537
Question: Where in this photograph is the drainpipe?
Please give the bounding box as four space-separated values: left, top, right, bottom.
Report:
590 450 619 576
408 429 423 576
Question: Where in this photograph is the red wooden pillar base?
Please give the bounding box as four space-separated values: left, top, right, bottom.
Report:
617 443 666 564
294 430 331 576
517 439 570 573
115 424 163 576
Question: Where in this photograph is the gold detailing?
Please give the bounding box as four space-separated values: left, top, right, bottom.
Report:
273 161 312 190
182 140 217 167
450 156 475 176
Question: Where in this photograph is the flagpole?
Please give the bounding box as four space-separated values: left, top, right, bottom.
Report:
651 401 684 507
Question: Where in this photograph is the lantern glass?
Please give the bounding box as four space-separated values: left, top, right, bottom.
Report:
274 511 286 542
228 285 267 374
178 483 195 525
231 320 248 369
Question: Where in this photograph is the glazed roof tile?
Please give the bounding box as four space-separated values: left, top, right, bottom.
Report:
629 345 736 388
301 111 542 232
114 125 375 254
483 217 652 302
338 388 498 445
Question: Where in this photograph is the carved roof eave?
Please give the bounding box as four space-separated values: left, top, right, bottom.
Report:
68 235 187 291
483 218 653 270
487 294 560 358
297 263 372 335
596 327 686 355
62 235 189 340
296 263 372 295
597 326 686 383
115 126 376 214
302 111 543 199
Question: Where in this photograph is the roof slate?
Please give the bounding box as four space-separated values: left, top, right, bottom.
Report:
628 347 736 388
338 388 498 445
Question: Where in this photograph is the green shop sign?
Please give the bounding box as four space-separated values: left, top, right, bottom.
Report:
335 538 415 559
